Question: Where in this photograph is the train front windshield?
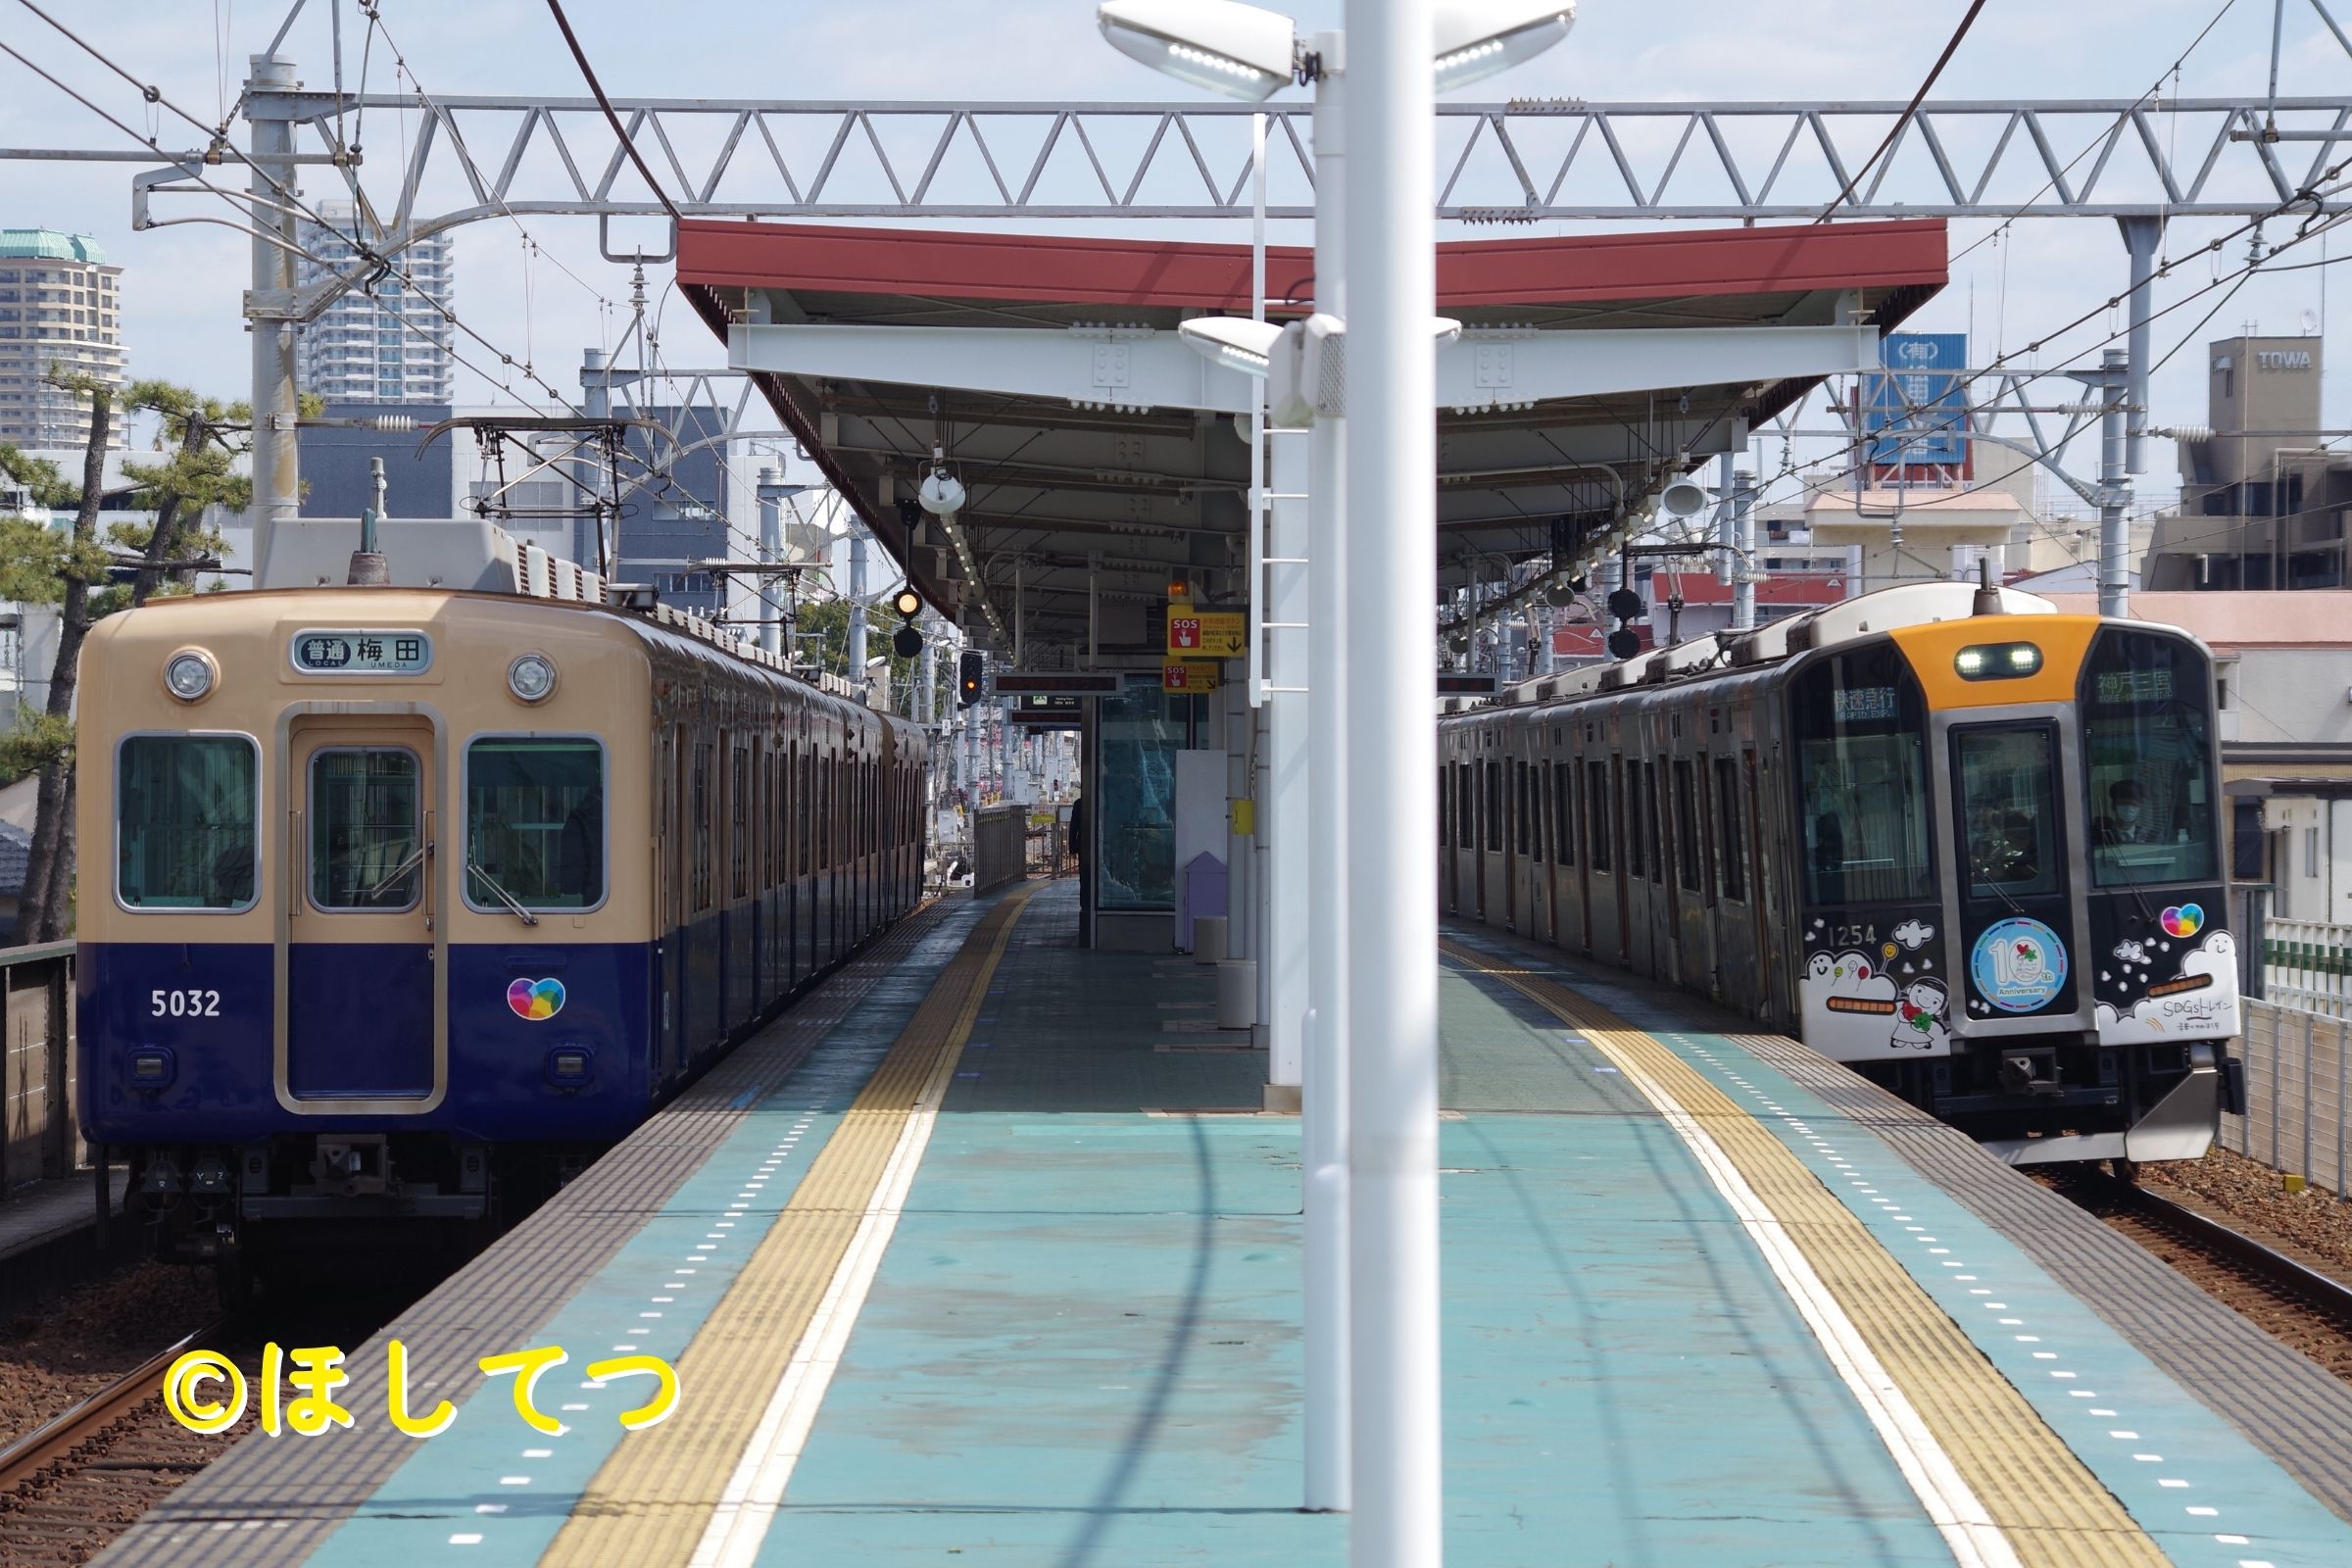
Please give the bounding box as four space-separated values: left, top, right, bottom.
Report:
2078 628 2220 889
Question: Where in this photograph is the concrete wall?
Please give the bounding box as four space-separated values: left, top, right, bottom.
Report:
2221 647 2352 751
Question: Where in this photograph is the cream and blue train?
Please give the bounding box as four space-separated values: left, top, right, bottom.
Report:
76 534 924 1288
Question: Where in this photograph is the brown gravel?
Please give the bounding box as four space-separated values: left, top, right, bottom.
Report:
2138 1145 2352 1283
0 1263 221 1448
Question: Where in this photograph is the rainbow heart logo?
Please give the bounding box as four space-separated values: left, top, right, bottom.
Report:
507 978 565 1021
2159 904 2203 939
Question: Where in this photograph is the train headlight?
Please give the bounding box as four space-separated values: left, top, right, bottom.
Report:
163 650 217 703
1954 641 2042 681
507 652 558 704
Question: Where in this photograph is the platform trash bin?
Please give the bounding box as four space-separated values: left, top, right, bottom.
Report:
1217 958 1257 1031
1193 914 1229 964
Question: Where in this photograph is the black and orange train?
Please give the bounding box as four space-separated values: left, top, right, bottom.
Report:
1439 580 2242 1164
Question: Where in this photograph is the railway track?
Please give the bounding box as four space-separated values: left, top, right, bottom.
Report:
2052 1169 2352 1382
0 1318 240 1565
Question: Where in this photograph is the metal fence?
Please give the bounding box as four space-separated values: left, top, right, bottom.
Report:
2264 917 2352 1018
1 942 79 1197
2226 1000 2352 1197
970 805 1029 895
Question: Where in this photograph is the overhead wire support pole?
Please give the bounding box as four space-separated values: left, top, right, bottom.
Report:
246 53 302 586
1302 27 1352 1520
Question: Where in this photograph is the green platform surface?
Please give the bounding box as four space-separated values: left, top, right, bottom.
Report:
756 890 1951 1566
293 887 2352 1567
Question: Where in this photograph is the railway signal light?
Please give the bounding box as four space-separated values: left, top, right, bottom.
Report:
958 651 984 706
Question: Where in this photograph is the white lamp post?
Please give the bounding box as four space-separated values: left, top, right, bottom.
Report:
1106 3 1575 1551
1348 6 1569 1564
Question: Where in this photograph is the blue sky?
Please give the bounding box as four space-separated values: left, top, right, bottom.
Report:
5 0 2351 514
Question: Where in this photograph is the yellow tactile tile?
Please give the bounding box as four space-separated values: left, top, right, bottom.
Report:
1441 939 2166 1568
544 885 1038 1566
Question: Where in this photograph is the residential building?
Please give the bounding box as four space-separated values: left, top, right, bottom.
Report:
0 229 125 450
2144 334 2346 590
293 204 455 403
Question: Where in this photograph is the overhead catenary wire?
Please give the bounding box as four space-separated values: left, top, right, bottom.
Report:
1815 0 1988 222
541 0 684 225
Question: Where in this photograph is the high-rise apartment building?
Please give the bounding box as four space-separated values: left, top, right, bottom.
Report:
0 229 126 450
294 203 455 403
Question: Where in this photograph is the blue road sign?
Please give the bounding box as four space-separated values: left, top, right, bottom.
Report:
1863 332 1969 466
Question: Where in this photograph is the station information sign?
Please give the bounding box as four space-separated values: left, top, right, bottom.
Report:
1162 661 1221 693
1166 611 1246 659
290 628 434 675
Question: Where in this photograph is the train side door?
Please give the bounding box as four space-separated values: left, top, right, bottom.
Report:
280 716 442 1106
1947 719 2089 1031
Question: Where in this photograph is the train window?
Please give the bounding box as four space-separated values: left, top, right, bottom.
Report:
1456 764 1475 850
1439 763 1449 847
799 750 812 877
1484 761 1502 853
2080 628 2220 888
731 746 751 901
1645 761 1665 885
1514 761 1531 856
691 744 713 910
1673 760 1702 894
1715 756 1745 903
1792 648 1934 906
116 734 259 910
309 748 421 910
1553 763 1575 867
1587 760 1610 872
464 737 606 911
1954 725 2063 900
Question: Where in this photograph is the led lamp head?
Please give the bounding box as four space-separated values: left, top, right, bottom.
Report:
1098 0 1297 102
1433 1 1577 92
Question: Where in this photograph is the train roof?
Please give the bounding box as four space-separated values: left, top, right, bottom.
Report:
251 514 875 707
1446 580 2066 718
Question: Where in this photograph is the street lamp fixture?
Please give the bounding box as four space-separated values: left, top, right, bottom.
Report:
1178 315 1284 375
1432 2 1578 93
1097 0 1297 101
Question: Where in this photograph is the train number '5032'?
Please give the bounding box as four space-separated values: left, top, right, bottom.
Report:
151 989 221 1017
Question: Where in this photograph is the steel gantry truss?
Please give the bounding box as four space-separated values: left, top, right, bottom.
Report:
108 93 2352 232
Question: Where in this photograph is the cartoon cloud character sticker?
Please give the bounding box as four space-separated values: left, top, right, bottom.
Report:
1889 979 1948 1052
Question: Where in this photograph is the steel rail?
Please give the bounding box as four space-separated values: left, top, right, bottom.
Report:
2119 1181 2352 1320
0 1318 231 1495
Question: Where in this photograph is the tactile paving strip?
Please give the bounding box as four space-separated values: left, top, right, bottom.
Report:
544 881 1039 1565
1442 938 2167 1568
92 904 959 1568
1742 1032 2352 1525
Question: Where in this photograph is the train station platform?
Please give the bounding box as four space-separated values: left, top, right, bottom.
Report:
94 881 2352 1567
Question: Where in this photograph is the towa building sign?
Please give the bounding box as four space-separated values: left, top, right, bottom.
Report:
2255 349 2314 371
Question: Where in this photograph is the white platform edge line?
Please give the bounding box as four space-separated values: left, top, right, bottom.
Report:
689 982 975 1568
1590 1031 2025 1568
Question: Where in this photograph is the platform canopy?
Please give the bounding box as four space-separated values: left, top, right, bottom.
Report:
682 218 1943 655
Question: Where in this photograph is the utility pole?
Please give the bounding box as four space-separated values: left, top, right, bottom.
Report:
757 467 784 656
2071 346 2132 617
582 348 611 571
1732 469 1758 631
848 524 868 697
246 55 301 582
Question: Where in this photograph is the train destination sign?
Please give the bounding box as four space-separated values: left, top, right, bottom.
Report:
291 629 434 675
